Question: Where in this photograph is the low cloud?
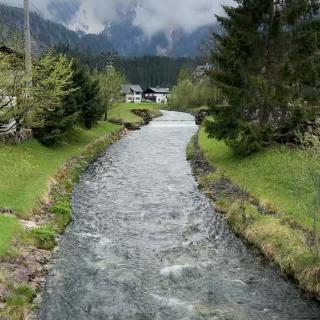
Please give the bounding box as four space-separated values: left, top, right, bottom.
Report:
1 0 235 35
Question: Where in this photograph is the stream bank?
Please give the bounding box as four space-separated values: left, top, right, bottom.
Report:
0 128 126 320
190 132 320 300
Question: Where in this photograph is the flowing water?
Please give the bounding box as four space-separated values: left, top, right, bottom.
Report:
39 111 320 320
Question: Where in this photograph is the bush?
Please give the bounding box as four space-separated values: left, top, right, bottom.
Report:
31 227 57 250
51 203 72 231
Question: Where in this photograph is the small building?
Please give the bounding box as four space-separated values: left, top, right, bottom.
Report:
122 85 143 104
144 87 171 104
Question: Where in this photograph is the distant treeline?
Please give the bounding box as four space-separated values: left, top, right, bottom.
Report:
56 45 203 89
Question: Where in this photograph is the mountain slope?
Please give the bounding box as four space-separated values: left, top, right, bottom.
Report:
0 4 213 57
0 4 114 54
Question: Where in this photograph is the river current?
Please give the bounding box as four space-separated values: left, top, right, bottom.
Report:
39 111 320 320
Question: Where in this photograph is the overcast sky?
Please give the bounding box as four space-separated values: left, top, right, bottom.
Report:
2 0 235 35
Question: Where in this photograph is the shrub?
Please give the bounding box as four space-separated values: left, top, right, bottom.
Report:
31 227 57 250
51 203 72 230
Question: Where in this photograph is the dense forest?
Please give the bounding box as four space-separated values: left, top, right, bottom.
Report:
114 56 199 89
56 45 200 89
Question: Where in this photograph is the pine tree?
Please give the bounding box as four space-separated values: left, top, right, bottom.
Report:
32 50 75 145
68 62 104 129
206 0 320 154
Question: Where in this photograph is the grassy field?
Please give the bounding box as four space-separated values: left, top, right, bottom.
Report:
108 103 162 124
199 127 316 232
0 122 120 216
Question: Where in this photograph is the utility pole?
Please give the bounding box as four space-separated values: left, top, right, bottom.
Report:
105 52 117 73
24 0 32 77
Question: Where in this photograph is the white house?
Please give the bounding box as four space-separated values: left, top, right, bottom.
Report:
122 85 143 104
144 87 171 104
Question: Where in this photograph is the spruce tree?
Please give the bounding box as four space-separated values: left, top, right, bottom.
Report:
206 0 320 154
66 61 104 130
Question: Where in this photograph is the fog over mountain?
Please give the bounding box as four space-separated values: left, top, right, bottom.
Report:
0 0 235 56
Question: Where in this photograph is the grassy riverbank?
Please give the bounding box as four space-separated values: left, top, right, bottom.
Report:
198 128 316 231
0 122 120 217
197 128 320 297
0 122 120 256
0 121 124 319
108 103 162 125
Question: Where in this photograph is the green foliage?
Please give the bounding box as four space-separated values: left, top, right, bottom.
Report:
31 50 76 145
186 135 197 161
79 54 199 89
96 68 126 120
170 69 220 111
70 62 105 130
0 34 33 132
51 203 72 231
206 0 320 154
31 227 57 250
13 285 35 304
3 284 35 320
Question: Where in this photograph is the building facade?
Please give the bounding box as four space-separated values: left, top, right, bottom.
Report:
144 87 170 104
122 85 143 104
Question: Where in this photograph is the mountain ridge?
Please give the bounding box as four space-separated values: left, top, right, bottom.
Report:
0 3 213 57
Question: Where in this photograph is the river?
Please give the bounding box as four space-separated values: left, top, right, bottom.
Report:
39 111 320 320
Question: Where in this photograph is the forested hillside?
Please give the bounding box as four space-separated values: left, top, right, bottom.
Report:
0 4 114 54
115 56 197 89
56 46 200 88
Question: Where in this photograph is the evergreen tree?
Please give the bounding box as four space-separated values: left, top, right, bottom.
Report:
68 62 104 129
32 50 75 145
206 0 320 154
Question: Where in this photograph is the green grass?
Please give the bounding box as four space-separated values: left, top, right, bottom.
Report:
0 121 120 216
186 135 197 161
108 103 162 125
0 216 21 256
199 127 316 232
198 129 320 296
